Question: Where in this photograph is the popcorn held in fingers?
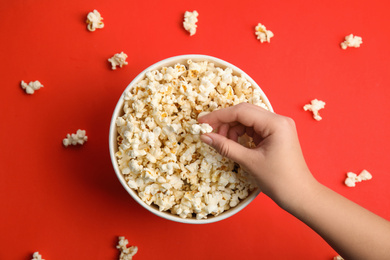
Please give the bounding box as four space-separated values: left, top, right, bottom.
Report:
115 59 270 219
344 169 372 187
334 256 344 260
117 236 138 260
21 80 43 95
255 23 274 43
303 99 326 121
340 34 362 50
183 10 199 36
31 252 44 260
86 10 104 32
190 123 213 135
63 129 88 147
109 52 129 70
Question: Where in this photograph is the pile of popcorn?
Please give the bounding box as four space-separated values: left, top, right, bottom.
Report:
115 59 268 219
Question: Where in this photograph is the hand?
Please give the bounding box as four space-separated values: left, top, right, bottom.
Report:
198 103 316 208
199 103 390 260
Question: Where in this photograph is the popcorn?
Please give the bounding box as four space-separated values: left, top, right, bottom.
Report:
115 59 268 219
334 256 344 260
255 23 274 43
341 34 362 50
21 80 43 94
117 236 138 260
109 52 128 70
303 99 326 121
32 252 44 260
190 123 213 135
86 10 104 32
183 11 199 36
62 129 88 147
345 169 372 187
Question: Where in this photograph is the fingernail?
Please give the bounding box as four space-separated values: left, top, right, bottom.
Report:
200 134 213 145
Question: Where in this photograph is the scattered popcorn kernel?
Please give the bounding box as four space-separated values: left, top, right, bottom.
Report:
32 252 44 260
303 99 326 121
86 10 104 32
183 11 199 36
255 23 274 43
340 34 362 50
21 80 43 94
115 59 269 219
344 169 372 187
334 255 344 260
117 236 138 260
109 52 129 70
63 129 88 147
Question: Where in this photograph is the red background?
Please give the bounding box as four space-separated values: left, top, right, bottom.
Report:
1 0 390 259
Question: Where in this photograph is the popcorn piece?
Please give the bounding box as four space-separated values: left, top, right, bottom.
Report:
63 129 88 147
340 34 362 50
21 80 43 94
183 11 199 36
334 256 344 260
109 52 128 70
344 169 372 187
190 123 213 135
255 23 274 43
32 252 44 260
117 236 138 260
86 10 104 32
115 59 269 219
303 99 326 121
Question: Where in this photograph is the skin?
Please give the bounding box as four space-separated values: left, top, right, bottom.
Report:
198 103 390 260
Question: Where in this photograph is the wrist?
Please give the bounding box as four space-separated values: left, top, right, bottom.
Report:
273 172 322 214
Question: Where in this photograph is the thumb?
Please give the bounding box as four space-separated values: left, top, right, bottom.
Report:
200 132 250 165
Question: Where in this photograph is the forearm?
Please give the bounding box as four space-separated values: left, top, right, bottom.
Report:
285 180 390 260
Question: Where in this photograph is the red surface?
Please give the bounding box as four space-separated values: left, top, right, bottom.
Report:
1 0 390 259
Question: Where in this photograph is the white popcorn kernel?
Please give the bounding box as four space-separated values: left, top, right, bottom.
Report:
190 123 213 135
166 174 184 189
117 236 138 260
144 168 158 183
303 99 326 121
127 179 138 189
359 169 372 181
160 162 179 175
255 23 274 43
183 10 199 36
32 252 44 260
122 167 131 175
230 193 240 207
334 255 344 260
116 117 127 127
129 159 143 174
63 129 88 147
86 10 104 32
108 52 128 70
341 34 362 50
345 169 372 187
21 80 43 94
